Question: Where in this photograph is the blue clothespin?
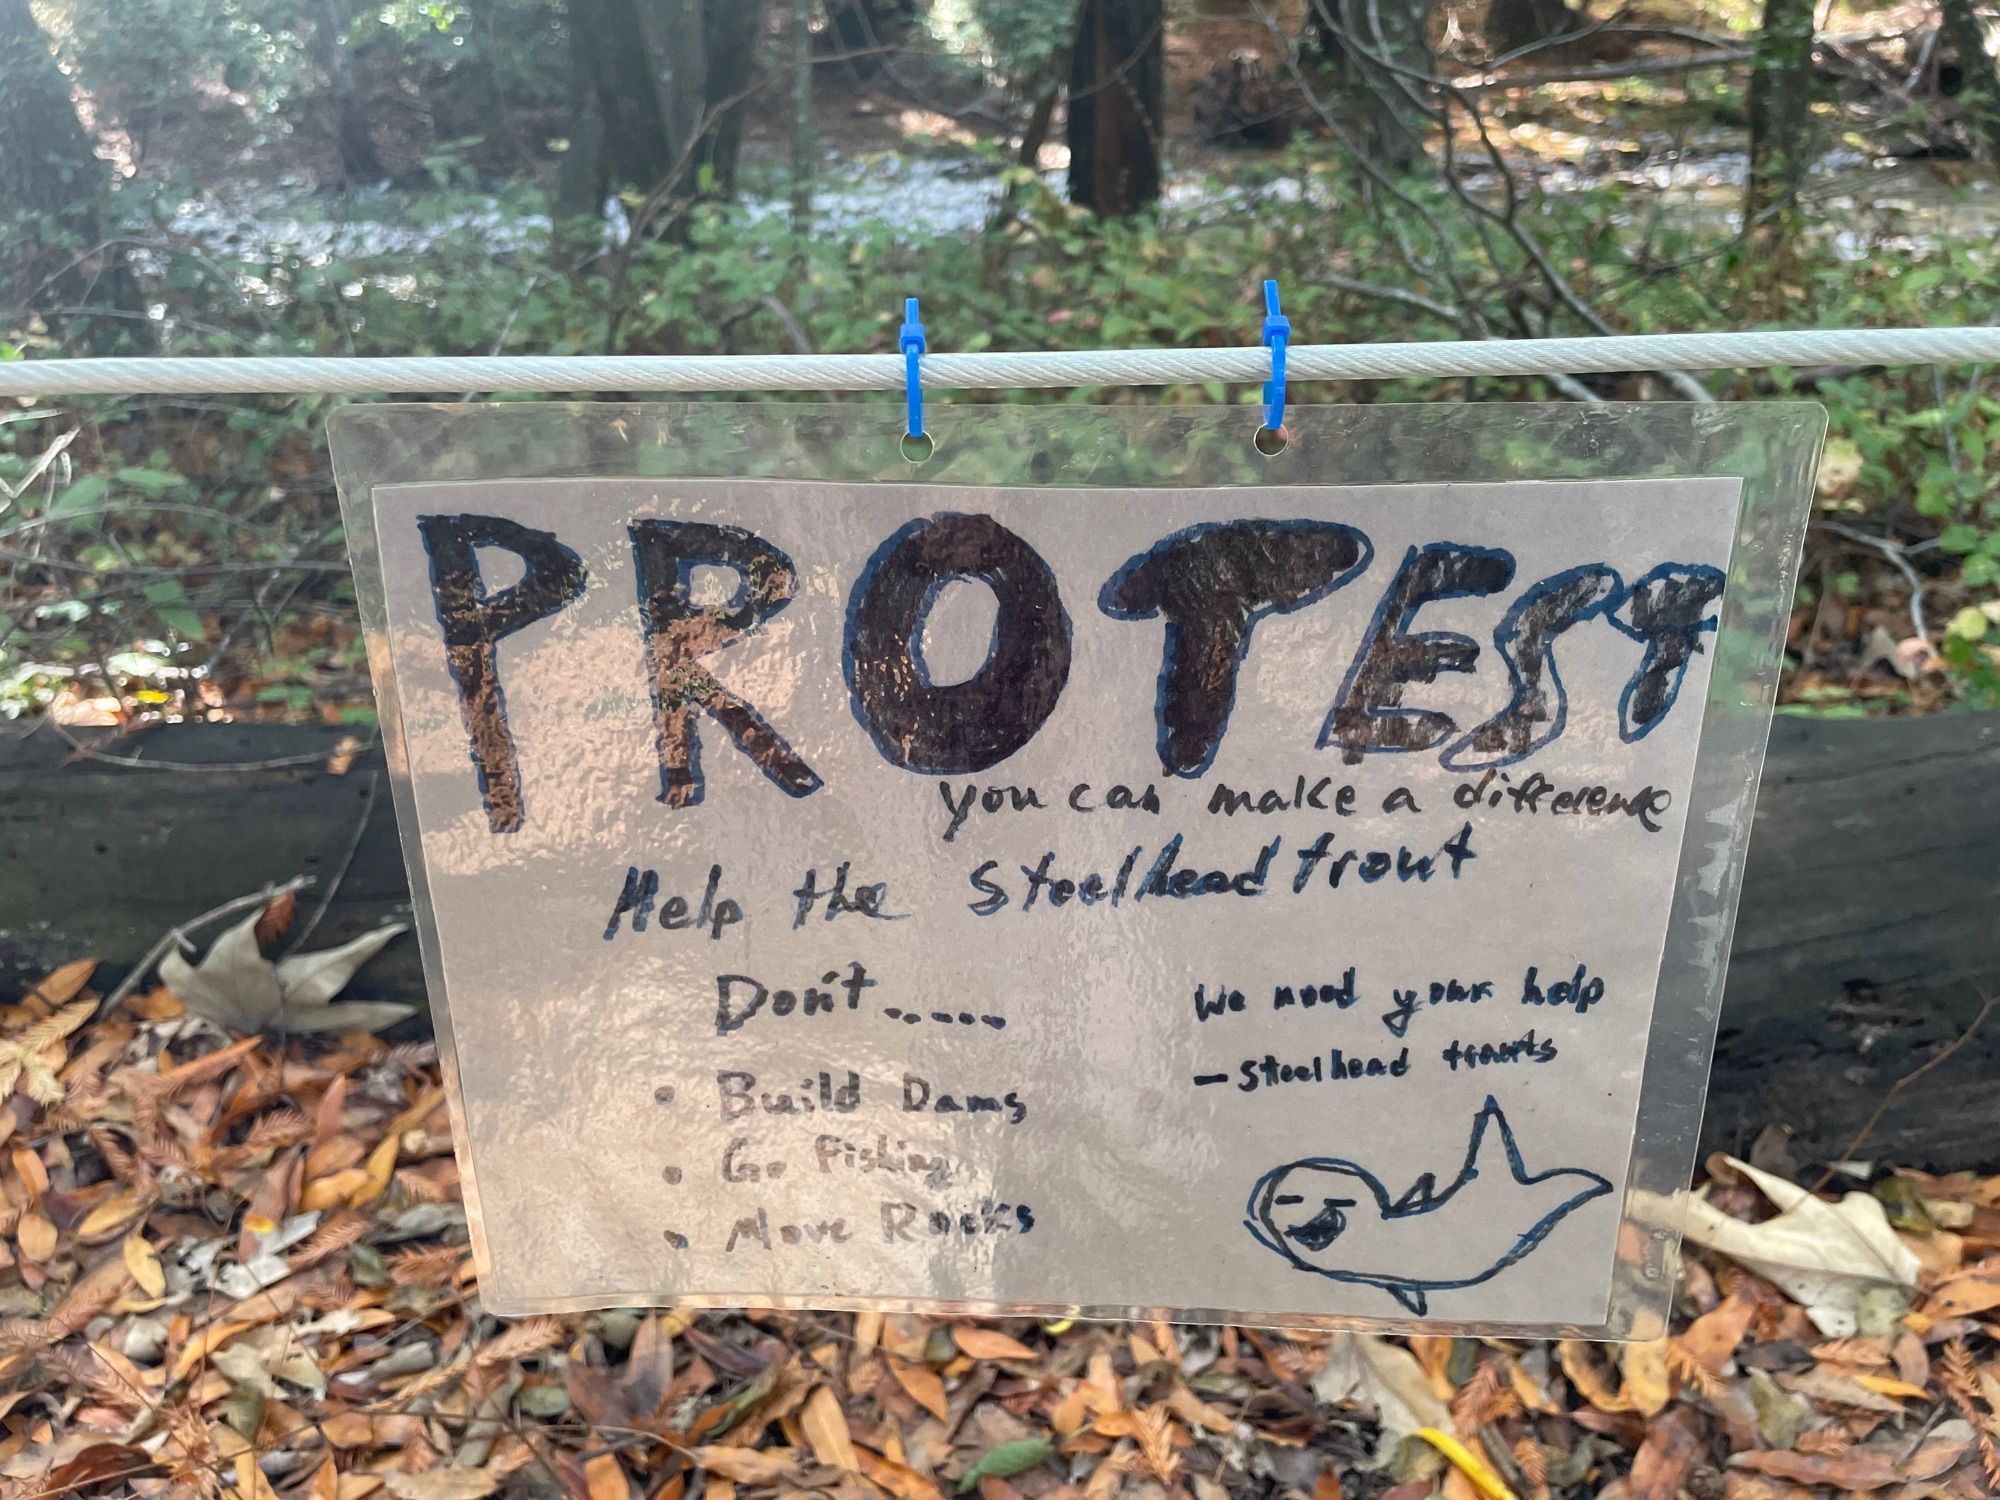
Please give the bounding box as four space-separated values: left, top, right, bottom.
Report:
900 297 926 444
1261 279 1290 441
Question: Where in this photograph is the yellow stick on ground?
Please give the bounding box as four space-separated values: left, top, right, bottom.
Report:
1413 1428 1519 1500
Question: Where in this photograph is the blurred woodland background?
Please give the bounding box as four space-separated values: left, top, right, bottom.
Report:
0 0 1997 728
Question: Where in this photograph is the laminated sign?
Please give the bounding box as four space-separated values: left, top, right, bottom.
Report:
333 402 1823 1336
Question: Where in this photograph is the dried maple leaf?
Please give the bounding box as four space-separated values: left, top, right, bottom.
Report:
160 908 412 1035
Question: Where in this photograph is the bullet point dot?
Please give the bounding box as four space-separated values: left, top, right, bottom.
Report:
663 1229 688 1249
663 1165 683 1184
654 1084 675 1105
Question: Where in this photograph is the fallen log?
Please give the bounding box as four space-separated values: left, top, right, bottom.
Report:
1 713 1995 1168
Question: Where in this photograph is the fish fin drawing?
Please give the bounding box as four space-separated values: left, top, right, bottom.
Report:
1385 1284 1429 1316
1391 1172 1438 1212
1467 1094 1527 1180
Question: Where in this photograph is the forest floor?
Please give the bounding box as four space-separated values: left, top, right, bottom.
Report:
4 951 2000 1499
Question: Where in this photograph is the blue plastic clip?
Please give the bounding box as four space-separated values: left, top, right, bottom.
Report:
900 297 926 442
1261 279 1290 439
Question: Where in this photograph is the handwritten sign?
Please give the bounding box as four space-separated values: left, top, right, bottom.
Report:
366 473 1741 1326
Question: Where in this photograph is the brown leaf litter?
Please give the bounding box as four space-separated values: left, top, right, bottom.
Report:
4 961 2000 1500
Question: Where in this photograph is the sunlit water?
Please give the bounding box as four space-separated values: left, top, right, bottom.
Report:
157 144 1991 292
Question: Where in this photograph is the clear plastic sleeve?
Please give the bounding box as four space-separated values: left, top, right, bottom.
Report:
332 400 1824 1337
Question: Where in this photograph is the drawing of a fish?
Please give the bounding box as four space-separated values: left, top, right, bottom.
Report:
1244 1094 1613 1315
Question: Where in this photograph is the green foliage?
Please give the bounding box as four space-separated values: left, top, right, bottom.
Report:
926 0 1077 88
955 1438 1055 1492
3 135 1997 711
56 0 311 125
50 0 566 166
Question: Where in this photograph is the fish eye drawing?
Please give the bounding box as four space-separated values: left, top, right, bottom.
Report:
1244 1095 1613 1316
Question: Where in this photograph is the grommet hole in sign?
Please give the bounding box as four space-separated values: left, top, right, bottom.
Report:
900 296 935 463
1255 278 1289 457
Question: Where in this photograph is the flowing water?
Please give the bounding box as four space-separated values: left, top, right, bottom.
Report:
158 140 1993 287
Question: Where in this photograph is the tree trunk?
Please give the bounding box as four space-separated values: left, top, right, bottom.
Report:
0 0 138 347
0 0 101 226
1067 0 1163 217
1306 0 1436 172
558 0 762 211
641 0 708 169
1486 0 1582 56
563 0 680 202
1743 0 1815 239
1941 0 2000 162
311 0 386 185
554 0 612 218
824 0 907 77
699 0 764 196
789 0 815 232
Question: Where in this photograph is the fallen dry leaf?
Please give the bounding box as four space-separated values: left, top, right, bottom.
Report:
951 1325 1037 1361
1730 1428 1972 1490
122 1233 165 1297
161 906 413 1035
1627 1408 1703 1500
170 1318 258 1382
689 1445 800 1484
581 1452 629 1500
40 1441 159 1492
24 958 98 1008
1313 1334 1450 1464
1678 1291 1758 1371
802 1382 859 1471
1558 1340 1634 1414
76 1186 153 1243
2 952 1993 1500
1670 1158 1920 1335
382 1471 501 1500
1619 1339 1672 1417
17 1209 58 1262
890 1355 951 1420
858 1445 943 1500
1924 1275 2000 1320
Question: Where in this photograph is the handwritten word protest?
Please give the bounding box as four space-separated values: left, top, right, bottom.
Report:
419 511 1720 833
362 473 1742 1325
